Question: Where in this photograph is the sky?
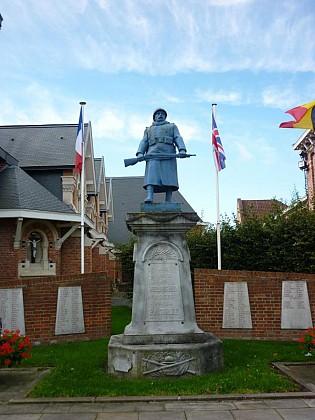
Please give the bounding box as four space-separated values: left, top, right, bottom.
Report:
1 0 314 224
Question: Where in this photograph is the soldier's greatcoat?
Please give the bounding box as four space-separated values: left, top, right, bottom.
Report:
136 121 186 193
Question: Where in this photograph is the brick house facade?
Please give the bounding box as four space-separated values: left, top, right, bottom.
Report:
0 123 118 342
0 123 117 279
293 129 315 206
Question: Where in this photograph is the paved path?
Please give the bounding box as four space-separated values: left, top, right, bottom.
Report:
1 395 315 419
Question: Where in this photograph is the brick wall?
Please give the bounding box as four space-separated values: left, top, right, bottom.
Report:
0 272 111 345
0 219 22 279
0 218 118 345
92 248 120 282
194 269 315 340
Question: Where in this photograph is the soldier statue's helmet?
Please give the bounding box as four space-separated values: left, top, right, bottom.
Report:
153 108 167 120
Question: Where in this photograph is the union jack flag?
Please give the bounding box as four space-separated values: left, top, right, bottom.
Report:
212 113 226 172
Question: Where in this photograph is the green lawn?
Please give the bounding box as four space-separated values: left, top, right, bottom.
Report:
22 306 308 397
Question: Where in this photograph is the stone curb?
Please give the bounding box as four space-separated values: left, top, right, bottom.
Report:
9 391 315 405
273 361 315 392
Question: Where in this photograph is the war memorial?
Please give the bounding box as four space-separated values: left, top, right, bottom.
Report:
108 108 224 378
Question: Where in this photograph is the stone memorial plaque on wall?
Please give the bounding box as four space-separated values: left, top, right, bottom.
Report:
144 260 184 322
223 282 252 329
0 288 25 335
55 286 85 335
281 281 312 329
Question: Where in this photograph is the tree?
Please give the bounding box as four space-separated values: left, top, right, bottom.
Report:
115 239 135 298
187 201 315 273
117 202 315 296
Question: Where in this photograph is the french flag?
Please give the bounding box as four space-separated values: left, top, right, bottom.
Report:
75 107 84 173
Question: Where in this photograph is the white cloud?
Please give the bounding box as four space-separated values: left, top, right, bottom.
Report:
0 82 73 125
176 121 201 143
235 136 277 165
92 109 126 141
0 98 28 126
91 107 155 144
209 0 253 4
4 0 313 76
262 86 304 110
128 120 146 140
91 105 202 147
25 84 63 121
257 139 277 165
236 142 253 161
196 89 242 105
165 95 184 104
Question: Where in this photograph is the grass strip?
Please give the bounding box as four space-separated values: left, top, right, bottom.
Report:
23 306 308 397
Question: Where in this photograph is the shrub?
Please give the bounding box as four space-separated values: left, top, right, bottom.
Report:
0 329 32 368
297 327 315 355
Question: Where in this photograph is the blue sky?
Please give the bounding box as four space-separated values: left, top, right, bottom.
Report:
1 0 314 223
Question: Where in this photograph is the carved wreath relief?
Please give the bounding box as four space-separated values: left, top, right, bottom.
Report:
147 245 177 260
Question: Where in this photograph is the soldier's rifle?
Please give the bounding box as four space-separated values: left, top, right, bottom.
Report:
124 153 196 168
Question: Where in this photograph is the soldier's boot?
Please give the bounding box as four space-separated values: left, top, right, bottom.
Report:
145 185 154 203
165 188 173 203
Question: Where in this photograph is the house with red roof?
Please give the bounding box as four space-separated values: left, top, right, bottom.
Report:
237 198 287 223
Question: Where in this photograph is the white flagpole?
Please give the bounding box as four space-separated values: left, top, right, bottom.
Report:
212 103 222 270
80 101 86 274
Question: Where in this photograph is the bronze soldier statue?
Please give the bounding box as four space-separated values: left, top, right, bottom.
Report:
136 108 187 203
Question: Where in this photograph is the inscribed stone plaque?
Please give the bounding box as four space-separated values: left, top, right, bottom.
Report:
281 281 313 329
144 261 184 322
55 286 85 335
0 288 25 335
223 282 252 329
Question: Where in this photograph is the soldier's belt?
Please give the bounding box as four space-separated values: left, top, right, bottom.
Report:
149 136 173 146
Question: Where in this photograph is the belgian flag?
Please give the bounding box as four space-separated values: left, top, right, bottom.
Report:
280 100 315 129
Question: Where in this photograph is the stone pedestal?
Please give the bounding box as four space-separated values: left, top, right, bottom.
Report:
108 210 224 378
